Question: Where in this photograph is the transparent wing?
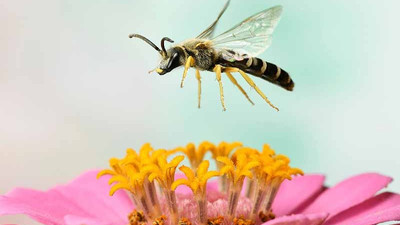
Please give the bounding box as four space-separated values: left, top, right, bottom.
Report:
211 5 283 57
197 0 230 39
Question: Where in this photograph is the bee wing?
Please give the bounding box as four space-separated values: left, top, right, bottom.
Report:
197 0 230 39
211 5 283 57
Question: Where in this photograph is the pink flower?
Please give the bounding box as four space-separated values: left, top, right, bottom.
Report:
1 170 400 225
2 142 400 225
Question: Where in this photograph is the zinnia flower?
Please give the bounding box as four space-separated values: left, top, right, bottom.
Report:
0 142 399 225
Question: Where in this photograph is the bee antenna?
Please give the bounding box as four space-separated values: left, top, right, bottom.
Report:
129 34 162 53
161 37 174 54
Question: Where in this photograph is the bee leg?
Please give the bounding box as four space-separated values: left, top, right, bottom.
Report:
195 69 202 108
180 56 195 88
225 67 279 111
213 65 226 111
225 71 255 105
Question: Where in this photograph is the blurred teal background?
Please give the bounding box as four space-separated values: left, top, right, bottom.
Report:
1 0 400 224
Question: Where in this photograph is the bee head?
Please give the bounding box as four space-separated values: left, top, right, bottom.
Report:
157 47 186 75
129 34 183 75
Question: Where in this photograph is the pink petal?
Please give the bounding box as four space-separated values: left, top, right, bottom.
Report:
56 170 132 223
0 188 87 225
324 192 400 225
273 174 325 216
301 173 392 219
206 189 226 203
64 215 105 225
262 212 328 225
0 170 133 225
206 179 219 192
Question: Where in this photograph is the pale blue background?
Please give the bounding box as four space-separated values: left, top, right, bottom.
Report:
1 0 400 224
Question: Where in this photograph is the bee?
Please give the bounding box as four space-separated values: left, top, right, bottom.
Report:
129 0 293 111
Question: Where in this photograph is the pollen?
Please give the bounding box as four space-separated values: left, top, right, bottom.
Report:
178 218 192 225
258 210 276 223
128 210 147 225
233 216 256 225
153 215 167 225
207 216 224 225
99 141 303 225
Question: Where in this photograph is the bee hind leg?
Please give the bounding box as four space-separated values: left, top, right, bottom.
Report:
225 71 255 106
225 67 279 111
195 69 202 108
213 65 226 111
180 56 195 88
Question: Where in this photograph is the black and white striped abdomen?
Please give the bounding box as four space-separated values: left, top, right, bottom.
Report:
218 55 294 91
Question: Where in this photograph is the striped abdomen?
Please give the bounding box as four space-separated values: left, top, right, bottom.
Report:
218 55 294 91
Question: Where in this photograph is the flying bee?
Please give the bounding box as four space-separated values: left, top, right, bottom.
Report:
129 0 294 111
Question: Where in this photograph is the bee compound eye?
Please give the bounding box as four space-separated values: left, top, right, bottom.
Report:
166 52 180 71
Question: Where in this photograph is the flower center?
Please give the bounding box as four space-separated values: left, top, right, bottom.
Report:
98 142 303 225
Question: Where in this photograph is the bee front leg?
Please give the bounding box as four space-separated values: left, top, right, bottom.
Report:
195 69 202 108
213 65 226 111
225 67 279 111
180 56 195 88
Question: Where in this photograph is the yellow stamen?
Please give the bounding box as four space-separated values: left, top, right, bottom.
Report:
99 142 304 225
210 141 242 159
142 154 184 224
96 169 116 179
143 155 184 188
249 148 303 220
98 144 170 219
217 154 260 219
218 154 260 184
171 160 219 225
174 141 215 169
171 161 219 194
